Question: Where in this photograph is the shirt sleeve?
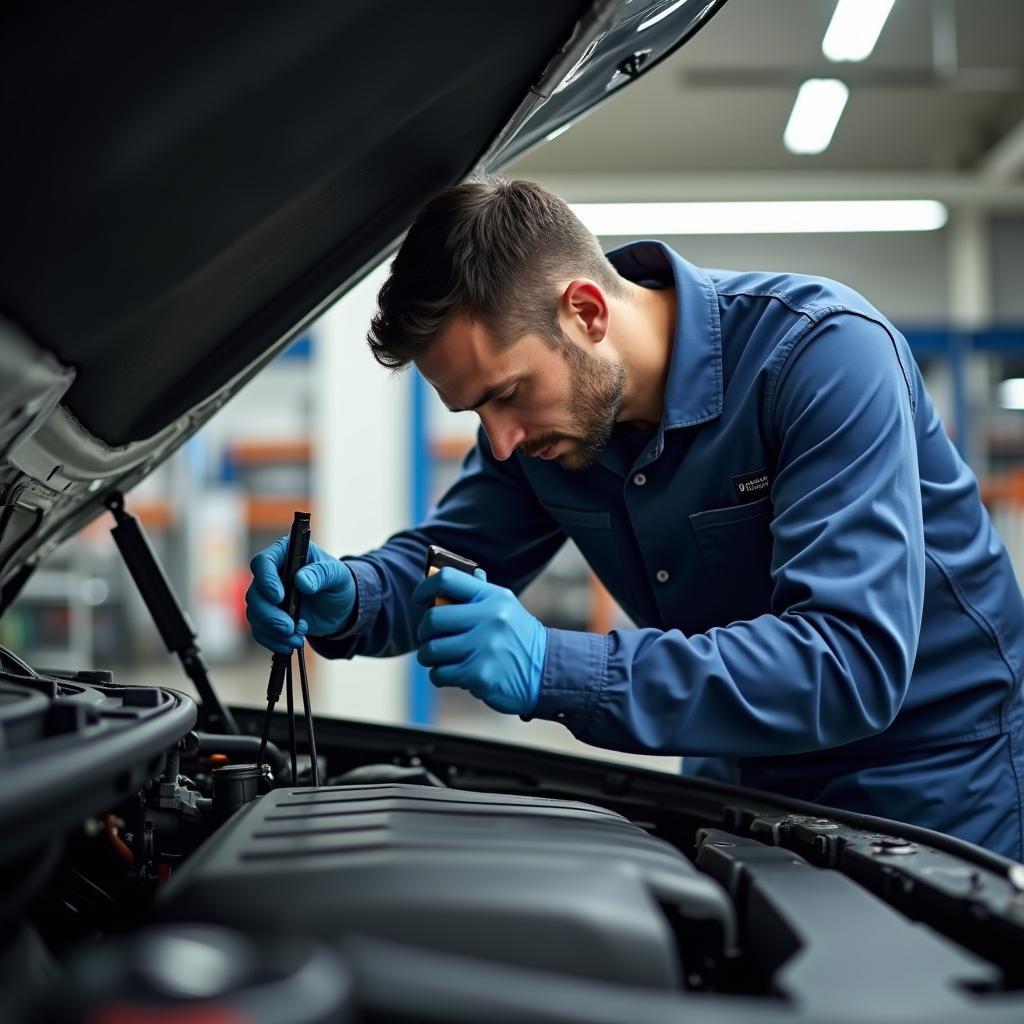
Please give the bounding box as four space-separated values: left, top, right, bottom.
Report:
532 313 927 757
310 426 565 660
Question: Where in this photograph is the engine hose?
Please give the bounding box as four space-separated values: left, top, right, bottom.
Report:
192 731 290 784
165 743 181 783
103 815 134 865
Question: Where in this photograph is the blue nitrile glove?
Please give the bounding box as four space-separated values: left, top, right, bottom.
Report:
413 567 547 716
246 537 356 655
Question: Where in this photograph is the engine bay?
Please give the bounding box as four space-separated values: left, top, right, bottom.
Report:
160 781 734 990
3 668 1024 1024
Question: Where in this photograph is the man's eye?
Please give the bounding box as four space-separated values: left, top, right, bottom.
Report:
497 385 519 403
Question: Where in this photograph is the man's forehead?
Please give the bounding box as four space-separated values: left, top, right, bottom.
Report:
417 313 489 375
416 313 515 404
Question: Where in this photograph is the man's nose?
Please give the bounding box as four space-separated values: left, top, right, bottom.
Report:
479 410 526 461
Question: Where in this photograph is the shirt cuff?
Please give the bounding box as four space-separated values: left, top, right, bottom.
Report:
524 627 608 732
307 558 382 659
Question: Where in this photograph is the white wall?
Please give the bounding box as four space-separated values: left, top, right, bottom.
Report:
599 230 949 326
312 260 413 723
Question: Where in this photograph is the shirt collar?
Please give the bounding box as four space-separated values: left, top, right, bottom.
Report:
605 240 723 432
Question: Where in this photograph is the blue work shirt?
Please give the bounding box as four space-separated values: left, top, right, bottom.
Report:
314 241 1024 860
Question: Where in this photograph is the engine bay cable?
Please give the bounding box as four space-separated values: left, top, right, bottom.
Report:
297 645 319 787
258 511 318 786
286 658 298 785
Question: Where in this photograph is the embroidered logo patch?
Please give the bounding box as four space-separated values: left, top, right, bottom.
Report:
732 467 771 503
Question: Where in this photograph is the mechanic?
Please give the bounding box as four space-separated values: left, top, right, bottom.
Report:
247 178 1024 859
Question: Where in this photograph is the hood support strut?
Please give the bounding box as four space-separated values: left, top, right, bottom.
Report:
106 491 238 735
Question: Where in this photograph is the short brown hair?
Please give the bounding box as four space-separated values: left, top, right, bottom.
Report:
367 177 626 369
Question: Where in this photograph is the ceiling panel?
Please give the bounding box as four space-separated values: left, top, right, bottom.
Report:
512 0 1024 177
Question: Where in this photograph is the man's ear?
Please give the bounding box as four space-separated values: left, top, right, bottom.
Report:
560 280 608 345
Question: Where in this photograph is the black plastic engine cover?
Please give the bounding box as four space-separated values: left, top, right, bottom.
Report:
159 783 734 988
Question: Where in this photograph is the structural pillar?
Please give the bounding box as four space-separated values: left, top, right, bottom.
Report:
311 261 411 723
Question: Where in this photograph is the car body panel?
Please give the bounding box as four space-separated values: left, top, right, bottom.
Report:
0 0 724 598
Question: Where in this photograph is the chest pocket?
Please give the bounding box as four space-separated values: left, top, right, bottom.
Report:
689 496 774 627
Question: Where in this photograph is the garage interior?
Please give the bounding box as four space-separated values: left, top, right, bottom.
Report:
7 2 1024 1020
3 0 1023 779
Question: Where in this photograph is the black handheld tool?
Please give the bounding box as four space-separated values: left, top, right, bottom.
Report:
258 511 319 786
424 544 479 606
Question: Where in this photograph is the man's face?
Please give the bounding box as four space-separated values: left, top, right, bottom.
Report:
415 311 624 471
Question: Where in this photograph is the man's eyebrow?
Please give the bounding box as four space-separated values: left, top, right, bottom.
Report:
447 380 515 413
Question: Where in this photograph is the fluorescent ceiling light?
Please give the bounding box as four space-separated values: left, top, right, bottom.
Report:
823 0 896 62
999 379 1024 410
570 200 948 235
784 78 849 155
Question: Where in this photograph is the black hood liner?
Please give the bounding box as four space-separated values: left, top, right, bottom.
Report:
0 2 588 447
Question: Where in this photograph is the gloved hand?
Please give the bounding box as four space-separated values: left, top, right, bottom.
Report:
413 567 547 716
246 537 356 655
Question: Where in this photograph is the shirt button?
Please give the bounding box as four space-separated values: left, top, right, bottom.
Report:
656 569 670 583
556 711 567 721
633 472 647 486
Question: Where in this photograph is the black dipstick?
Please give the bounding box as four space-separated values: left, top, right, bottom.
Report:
258 512 319 786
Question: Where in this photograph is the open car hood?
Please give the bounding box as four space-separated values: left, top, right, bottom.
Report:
0 0 726 604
